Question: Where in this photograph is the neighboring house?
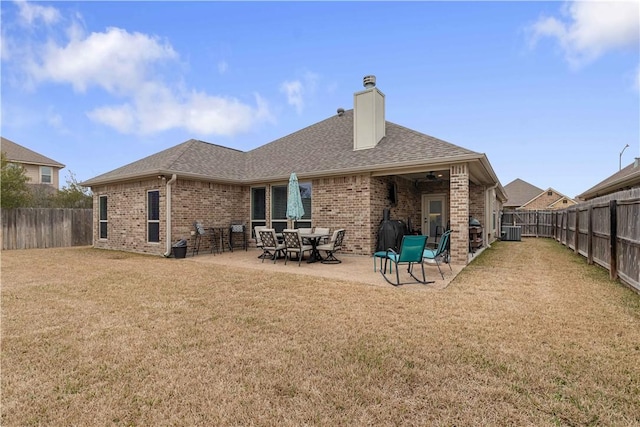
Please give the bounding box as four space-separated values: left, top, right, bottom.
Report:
82 76 508 266
577 157 640 201
503 179 543 211
503 178 576 210
1 137 65 190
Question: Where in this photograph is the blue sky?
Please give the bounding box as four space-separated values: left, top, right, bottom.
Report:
1 0 639 198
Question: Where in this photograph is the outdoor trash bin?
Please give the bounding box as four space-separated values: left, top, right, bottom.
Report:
172 239 188 258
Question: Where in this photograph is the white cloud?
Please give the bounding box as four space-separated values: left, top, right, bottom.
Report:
529 1 640 67
28 27 178 94
5 1 274 137
87 104 137 134
15 0 61 26
87 83 273 136
280 71 320 114
280 80 304 114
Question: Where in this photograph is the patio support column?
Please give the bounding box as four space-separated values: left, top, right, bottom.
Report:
449 163 469 265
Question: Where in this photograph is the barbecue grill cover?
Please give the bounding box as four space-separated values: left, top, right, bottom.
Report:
376 219 407 253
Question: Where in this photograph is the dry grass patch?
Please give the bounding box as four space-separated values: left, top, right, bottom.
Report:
2 240 639 426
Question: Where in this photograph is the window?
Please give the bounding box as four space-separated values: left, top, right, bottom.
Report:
271 185 288 232
547 191 553 196
99 196 108 239
40 166 52 184
251 187 266 237
298 182 312 229
147 190 160 243
562 199 568 204
271 182 312 232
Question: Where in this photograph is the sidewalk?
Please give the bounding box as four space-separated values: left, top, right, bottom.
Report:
187 247 464 289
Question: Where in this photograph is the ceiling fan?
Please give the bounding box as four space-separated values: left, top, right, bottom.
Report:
414 171 444 187
425 171 440 181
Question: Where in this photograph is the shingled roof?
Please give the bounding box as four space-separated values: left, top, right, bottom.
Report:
577 158 640 200
503 178 544 208
1 137 65 168
83 109 484 186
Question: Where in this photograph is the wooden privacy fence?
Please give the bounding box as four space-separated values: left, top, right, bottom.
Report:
1 208 93 250
502 188 639 293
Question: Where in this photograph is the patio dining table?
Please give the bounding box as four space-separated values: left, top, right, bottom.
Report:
302 233 330 263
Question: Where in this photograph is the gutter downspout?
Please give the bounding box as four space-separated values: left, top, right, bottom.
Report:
163 174 177 257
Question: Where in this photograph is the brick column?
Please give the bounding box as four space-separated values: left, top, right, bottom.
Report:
449 163 469 265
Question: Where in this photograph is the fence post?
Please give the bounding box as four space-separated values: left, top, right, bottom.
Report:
574 208 579 254
587 205 593 265
609 200 617 280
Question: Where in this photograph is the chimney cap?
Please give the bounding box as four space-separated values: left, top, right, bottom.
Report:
363 75 376 88
337 107 345 116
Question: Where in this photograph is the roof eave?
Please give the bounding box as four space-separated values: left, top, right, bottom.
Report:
10 159 65 168
577 170 640 200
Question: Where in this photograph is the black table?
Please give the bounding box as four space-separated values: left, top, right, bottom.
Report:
303 233 329 263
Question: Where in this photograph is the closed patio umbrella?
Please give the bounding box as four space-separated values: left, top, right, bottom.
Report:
286 172 305 228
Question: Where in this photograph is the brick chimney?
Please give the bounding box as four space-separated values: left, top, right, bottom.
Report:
353 75 385 151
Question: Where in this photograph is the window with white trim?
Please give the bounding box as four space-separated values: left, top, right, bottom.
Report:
99 196 108 239
40 166 52 184
147 190 160 243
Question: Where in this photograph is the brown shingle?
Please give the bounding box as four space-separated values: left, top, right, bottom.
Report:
577 160 640 200
503 178 544 208
83 110 480 186
1 137 65 168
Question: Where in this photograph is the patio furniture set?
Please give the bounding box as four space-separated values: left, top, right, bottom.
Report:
188 221 249 257
377 229 453 286
256 227 346 266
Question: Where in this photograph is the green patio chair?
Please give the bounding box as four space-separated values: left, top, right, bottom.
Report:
381 235 434 286
423 229 453 279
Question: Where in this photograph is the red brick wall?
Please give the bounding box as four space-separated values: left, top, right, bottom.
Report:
521 190 574 210
91 170 483 263
469 182 485 222
92 178 167 254
91 178 248 255
313 174 375 254
171 179 248 252
449 163 469 265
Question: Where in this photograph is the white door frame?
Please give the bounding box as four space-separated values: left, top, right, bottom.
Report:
421 193 448 246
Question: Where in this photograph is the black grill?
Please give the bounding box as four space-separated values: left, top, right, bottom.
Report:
376 208 407 252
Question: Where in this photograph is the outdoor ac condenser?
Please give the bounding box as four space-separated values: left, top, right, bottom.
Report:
501 226 522 241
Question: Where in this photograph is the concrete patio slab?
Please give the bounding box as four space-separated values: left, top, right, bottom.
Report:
185 247 464 290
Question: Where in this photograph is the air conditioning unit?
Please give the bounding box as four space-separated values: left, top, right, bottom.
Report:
501 226 521 241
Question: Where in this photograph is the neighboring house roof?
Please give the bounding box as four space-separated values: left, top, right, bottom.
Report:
521 187 576 209
1 137 65 168
83 109 499 187
503 178 543 208
577 158 640 201
548 196 574 209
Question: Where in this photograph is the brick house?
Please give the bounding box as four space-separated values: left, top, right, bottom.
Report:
83 76 507 265
503 178 576 211
1 137 65 191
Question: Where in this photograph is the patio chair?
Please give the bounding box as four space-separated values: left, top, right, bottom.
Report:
258 228 286 263
299 227 313 245
422 229 453 279
381 235 434 286
317 229 345 264
314 227 330 244
254 225 269 258
282 229 313 266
